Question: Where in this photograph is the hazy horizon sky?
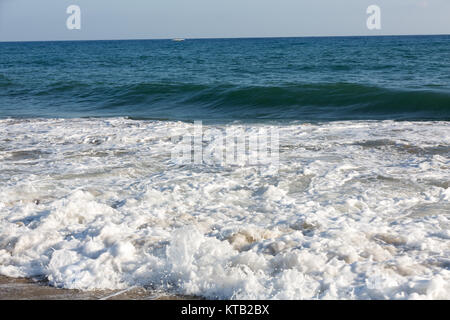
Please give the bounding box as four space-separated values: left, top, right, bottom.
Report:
0 0 449 42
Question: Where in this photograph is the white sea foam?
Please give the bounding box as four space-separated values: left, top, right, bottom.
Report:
0 118 449 299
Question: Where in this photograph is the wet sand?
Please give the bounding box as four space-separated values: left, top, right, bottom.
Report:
0 276 197 300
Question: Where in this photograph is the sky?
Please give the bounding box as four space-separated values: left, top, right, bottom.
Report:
0 0 449 41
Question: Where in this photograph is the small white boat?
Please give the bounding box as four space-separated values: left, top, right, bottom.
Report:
172 38 185 42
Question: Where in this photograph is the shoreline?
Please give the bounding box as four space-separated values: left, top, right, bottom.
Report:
0 276 197 300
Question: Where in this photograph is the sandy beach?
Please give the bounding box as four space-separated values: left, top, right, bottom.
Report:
0 276 196 300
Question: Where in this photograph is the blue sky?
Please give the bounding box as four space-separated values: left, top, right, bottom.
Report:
0 0 449 41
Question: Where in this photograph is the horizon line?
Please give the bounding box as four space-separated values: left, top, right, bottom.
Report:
0 33 449 44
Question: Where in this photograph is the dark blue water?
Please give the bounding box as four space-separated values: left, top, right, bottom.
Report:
0 36 449 121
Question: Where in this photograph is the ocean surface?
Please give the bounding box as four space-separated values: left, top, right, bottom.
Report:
1 36 450 121
0 36 449 299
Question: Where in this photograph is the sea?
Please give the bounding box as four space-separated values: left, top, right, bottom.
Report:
0 35 449 299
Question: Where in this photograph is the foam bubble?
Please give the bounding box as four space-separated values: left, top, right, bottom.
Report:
0 118 449 299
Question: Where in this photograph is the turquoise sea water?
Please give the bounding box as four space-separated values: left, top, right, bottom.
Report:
1 35 449 121
1 36 450 299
